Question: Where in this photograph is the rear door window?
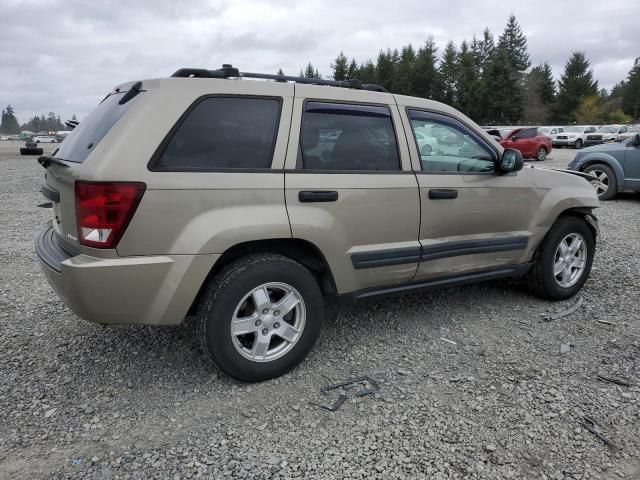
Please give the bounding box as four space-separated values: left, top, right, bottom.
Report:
153 96 281 171
299 102 400 171
55 90 139 163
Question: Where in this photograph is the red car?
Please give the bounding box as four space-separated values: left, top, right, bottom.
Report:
498 127 552 161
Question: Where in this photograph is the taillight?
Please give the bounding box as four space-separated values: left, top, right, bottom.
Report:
75 181 145 248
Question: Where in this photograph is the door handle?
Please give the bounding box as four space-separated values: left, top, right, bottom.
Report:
299 191 339 203
428 189 458 200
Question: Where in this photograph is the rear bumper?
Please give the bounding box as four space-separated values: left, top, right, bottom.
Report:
36 226 218 325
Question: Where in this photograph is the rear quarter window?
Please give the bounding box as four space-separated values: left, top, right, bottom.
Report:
152 96 281 171
55 91 138 163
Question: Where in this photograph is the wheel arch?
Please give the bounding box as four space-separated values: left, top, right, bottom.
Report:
530 206 598 259
188 238 337 316
577 154 625 185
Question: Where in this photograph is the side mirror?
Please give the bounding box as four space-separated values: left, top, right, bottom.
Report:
497 148 523 173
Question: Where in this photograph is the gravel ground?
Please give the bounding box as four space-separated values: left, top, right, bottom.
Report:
0 142 639 479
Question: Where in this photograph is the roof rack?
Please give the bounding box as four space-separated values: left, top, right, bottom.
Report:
171 64 388 93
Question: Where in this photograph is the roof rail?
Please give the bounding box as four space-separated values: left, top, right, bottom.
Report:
170 64 388 93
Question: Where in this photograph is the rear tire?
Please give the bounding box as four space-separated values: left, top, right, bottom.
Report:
527 216 595 300
584 163 617 200
574 139 583 149
197 253 323 382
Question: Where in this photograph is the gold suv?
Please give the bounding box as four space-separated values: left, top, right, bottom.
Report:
36 65 599 381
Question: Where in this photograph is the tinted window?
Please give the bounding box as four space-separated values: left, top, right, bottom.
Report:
56 90 139 163
408 111 494 173
154 97 280 170
515 128 537 139
299 102 400 171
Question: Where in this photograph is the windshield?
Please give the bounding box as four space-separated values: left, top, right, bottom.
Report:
567 126 585 133
539 127 550 133
597 126 616 133
55 90 139 163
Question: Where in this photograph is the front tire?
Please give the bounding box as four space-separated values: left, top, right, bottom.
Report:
574 139 583 149
527 216 595 300
584 163 617 200
536 147 547 161
197 253 323 382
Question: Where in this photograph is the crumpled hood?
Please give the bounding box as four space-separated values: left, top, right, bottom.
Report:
527 165 597 190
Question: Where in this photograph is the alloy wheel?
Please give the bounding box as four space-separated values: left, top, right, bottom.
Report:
553 233 587 288
588 169 609 197
230 282 306 363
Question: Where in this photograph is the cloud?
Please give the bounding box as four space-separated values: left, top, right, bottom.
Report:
1 0 638 123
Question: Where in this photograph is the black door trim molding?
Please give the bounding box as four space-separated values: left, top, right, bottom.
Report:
421 236 528 262
350 236 528 270
351 246 421 270
341 264 531 305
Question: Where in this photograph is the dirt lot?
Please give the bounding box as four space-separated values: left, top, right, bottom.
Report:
0 142 639 479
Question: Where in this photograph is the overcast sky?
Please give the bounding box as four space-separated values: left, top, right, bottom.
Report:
1 0 638 124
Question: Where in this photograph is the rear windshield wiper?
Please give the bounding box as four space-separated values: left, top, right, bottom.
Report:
38 155 70 169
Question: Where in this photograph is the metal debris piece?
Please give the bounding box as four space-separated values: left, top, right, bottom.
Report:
310 376 380 411
597 374 632 387
542 296 583 321
310 393 347 412
580 416 621 451
595 319 618 326
439 337 457 345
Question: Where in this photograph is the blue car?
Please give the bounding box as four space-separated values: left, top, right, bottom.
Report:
568 133 640 200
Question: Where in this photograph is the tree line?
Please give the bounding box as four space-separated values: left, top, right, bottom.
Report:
0 106 76 135
294 15 640 126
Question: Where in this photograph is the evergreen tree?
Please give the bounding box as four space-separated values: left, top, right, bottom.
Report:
412 37 441 100
0 105 20 134
347 59 358 79
480 47 521 124
393 45 416 95
277 68 285 75
301 63 322 79
455 41 480 119
439 41 458 105
357 60 377 84
471 27 495 72
331 51 349 81
555 51 598 122
622 57 640 120
375 49 396 91
497 14 530 72
537 62 556 104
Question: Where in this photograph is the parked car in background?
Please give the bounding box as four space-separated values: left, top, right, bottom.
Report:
568 132 640 200
618 125 640 141
554 126 597 149
413 128 438 155
499 127 552 161
540 126 566 143
584 125 629 146
33 136 57 143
